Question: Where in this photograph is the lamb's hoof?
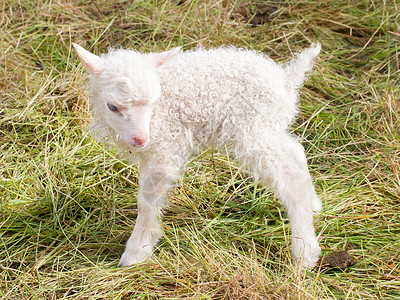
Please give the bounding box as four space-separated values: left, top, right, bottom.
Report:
117 248 152 267
292 242 321 270
297 248 322 270
300 255 320 270
312 197 323 213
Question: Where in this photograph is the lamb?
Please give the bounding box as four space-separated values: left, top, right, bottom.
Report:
73 42 322 268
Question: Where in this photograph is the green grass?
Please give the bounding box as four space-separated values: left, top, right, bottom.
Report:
1 0 399 298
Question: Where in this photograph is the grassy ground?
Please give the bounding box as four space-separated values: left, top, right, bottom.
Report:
1 0 399 299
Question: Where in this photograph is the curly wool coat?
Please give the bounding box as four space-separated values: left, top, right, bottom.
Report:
74 43 322 268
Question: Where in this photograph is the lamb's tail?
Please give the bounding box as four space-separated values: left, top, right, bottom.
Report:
284 43 321 90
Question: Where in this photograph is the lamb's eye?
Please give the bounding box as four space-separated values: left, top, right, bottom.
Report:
107 103 118 112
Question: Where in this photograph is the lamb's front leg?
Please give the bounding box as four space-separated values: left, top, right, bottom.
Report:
118 167 175 267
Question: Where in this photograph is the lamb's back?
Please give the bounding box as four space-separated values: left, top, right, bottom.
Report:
153 48 298 148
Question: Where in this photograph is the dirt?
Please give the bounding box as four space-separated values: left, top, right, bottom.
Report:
315 243 357 272
229 2 281 25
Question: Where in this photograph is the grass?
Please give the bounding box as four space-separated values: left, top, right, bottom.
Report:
0 0 399 298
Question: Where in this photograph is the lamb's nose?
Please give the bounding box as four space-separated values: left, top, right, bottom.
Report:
133 137 147 147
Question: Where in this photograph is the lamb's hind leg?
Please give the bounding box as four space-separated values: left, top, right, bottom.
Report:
243 136 322 268
118 163 181 267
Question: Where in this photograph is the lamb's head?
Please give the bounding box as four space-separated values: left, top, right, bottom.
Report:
73 43 180 148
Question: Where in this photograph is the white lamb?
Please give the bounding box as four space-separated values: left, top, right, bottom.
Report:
73 42 322 268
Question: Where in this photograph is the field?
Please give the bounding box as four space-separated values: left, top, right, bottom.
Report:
1 0 399 299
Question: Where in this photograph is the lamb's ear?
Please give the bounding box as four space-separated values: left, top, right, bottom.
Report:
72 43 104 75
151 47 181 67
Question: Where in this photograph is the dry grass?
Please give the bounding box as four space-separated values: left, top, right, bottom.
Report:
1 0 399 299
